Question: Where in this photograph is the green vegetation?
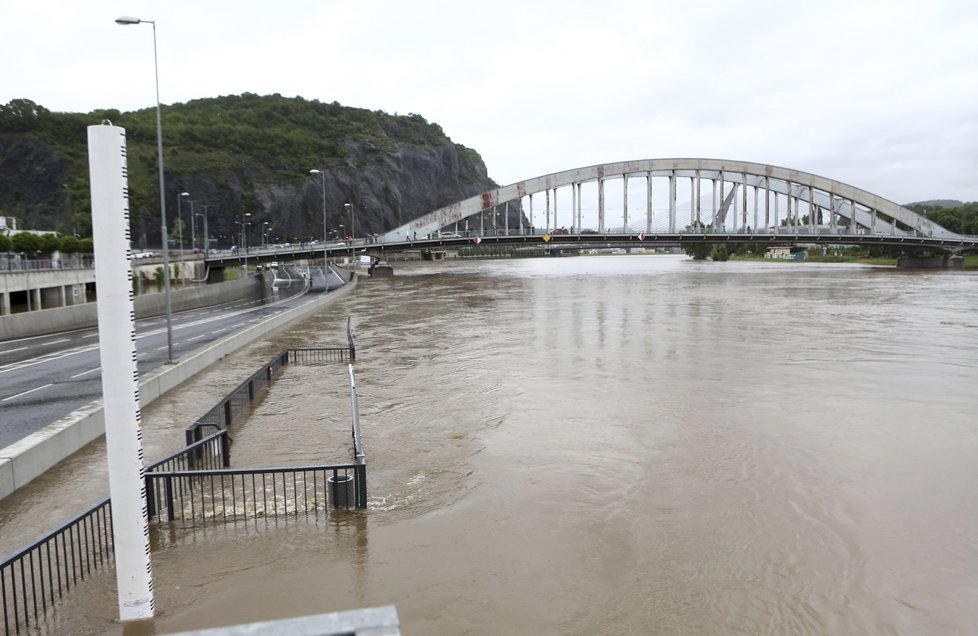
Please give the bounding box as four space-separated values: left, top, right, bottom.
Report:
0 94 485 240
909 202 978 235
1 231 91 256
0 94 463 177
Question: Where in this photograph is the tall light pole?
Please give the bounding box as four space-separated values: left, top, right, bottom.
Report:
177 191 189 277
116 15 174 363
345 202 355 240
196 209 208 254
309 169 327 264
345 202 354 260
240 212 251 269
262 221 270 248
200 203 211 252
189 198 196 252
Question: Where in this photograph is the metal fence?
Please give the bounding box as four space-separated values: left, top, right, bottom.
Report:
185 350 290 446
286 347 352 364
1 499 113 636
146 464 367 524
1 342 363 634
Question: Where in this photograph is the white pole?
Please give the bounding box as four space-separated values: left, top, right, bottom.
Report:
87 123 155 621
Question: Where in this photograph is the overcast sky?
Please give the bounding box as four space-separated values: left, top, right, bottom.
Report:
2 0 976 205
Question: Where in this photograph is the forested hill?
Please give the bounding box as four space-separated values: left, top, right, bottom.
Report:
0 93 500 247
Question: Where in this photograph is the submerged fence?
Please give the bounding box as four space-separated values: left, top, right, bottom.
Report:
2 331 362 635
147 464 367 524
0 499 113 636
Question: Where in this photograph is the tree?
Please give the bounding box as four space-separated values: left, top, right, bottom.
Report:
59 235 80 254
684 242 713 260
0 235 11 252
11 232 41 254
39 233 60 254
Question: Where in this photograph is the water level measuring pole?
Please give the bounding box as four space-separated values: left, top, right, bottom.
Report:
87 122 155 621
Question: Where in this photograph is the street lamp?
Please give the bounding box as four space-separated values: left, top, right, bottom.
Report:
195 210 208 255
262 221 270 248
239 212 251 268
198 204 210 253
116 15 174 362
177 191 189 277
188 198 196 252
309 169 327 264
344 202 354 260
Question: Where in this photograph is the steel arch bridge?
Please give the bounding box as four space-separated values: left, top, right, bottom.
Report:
382 159 976 253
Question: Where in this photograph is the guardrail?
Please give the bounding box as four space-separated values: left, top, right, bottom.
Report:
0 257 95 272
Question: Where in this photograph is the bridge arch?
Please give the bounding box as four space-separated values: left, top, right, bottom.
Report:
385 159 962 243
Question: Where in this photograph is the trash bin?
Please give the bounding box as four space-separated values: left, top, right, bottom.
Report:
328 473 356 509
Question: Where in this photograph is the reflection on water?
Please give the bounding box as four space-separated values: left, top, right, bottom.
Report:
3 255 978 634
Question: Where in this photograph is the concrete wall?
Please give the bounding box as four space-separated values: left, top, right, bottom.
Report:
0 276 263 341
0 277 356 500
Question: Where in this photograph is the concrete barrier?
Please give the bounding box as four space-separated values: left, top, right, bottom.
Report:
0 276 264 341
0 277 356 500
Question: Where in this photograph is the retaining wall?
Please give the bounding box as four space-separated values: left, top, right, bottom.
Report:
0 276 263 341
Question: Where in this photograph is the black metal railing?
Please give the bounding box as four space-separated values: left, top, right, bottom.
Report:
1 499 113 636
287 348 352 364
2 339 363 634
146 464 367 523
185 350 291 445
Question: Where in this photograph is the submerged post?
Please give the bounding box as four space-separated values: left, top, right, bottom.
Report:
347 315 356 360
87 123 155 621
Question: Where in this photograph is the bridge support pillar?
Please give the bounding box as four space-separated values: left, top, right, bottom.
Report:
896 254 964 269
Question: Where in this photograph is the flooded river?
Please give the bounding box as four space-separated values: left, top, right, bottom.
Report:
3 254 977 634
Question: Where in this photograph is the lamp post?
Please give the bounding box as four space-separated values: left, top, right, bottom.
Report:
309 169 327 264
115 15 173 363
344 202 354 260
262 221 270 248
177 191 188 277
239 212 251 269
199 204 210 252
189 198 196 252
195 208 208 255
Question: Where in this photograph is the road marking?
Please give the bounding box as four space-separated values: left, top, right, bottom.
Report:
0 346 29 354
83 333 99 338
2 383 54 402
71 367 100 378
188 334 207 341
211 328 228 334
47 338 70 345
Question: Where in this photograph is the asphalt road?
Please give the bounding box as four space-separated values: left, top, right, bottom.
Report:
0 265 335 449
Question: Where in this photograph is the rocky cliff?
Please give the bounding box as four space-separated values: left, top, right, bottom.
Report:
0 95 517 247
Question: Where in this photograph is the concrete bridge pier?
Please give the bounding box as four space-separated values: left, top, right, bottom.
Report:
896 253 964 269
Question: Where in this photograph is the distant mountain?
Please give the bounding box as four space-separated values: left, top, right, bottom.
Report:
905 199 963 209
0 94 513 248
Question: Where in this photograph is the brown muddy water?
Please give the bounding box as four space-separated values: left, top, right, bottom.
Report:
2 255 977 634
